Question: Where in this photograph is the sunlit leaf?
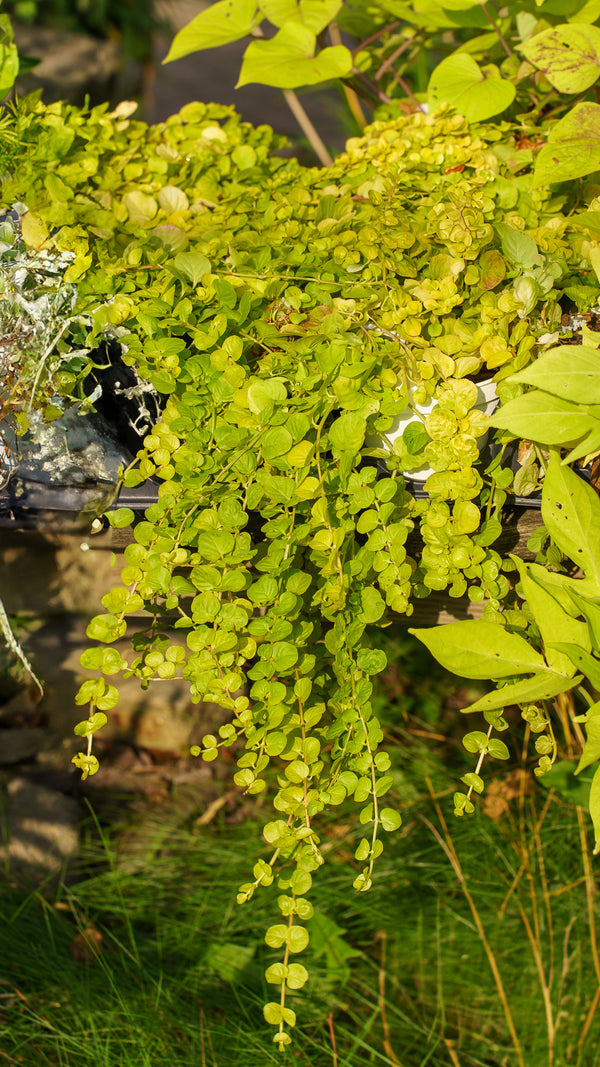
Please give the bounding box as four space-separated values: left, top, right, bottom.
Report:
164 0 259 60
237 22 352 88
428 54 516 122
521 24 600 93
410 621 548 679
533 102 600 186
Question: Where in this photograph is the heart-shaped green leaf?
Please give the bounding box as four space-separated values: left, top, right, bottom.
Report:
237 22 352 88
428 55 516 122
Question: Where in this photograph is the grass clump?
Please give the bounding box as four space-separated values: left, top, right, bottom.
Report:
2 723 600 1067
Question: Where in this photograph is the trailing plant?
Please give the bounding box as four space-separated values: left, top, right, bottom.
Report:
165 0 600 185
2 88 600 1044
413 347 600 848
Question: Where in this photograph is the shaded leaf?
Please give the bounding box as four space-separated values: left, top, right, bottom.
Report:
551 643 600 689
590 763 600 853
542 455 600 586
463 671 581 712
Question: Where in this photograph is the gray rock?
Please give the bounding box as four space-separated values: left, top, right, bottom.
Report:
0 728 46 765
1 777 80 883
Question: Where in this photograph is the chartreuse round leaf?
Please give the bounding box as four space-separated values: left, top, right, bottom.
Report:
71 753 99 780
263 1002 296 1026
487 738 510 760
356 648 387 675
73 712 108 737
105 508 135 529
428 55 516 121
463 730 489 754
286 963 309 989
171 252 211 285
86 615 127 643
380 807 401 832
247 377 287 413
328 412 366 455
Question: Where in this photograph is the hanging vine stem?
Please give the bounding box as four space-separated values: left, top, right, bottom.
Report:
0 595 43 696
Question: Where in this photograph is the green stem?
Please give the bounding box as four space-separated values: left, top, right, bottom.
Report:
481 2 512 57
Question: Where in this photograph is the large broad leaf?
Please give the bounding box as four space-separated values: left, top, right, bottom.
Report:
258 0 341 32
409 621 548 680
428 55 516 122
515 560 590 676
563 424 600 464
521 24 600 93
489 390 596 444
542 454 600 587
164 0 259 61
533 102 600 187
552 644 600 689
462 671 581 713
237 22 352 87
510 345 600 405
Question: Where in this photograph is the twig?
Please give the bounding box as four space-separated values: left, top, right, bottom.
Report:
481 2 512 57
282 90 333 167
444 1039 462 1067
375 36 417 82
327 1011 338 1067
376 930 403 1066
0 595 43 695
353 21 401 56
194 790 237 827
